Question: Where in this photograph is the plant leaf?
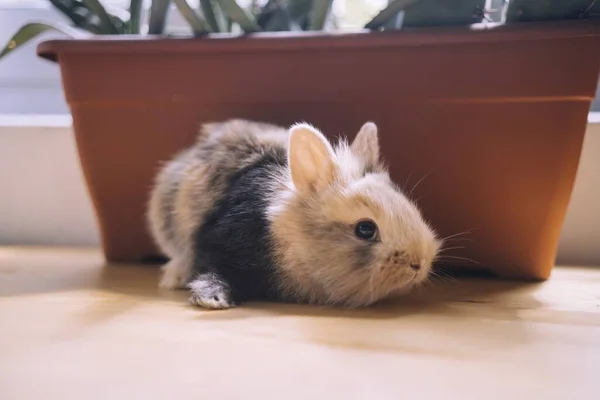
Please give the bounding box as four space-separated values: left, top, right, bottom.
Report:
506 0 597 22
200 0 222 32
309 0 333 30
286 0 314 30
149 0 172 34
257 0 298 31
47 0 101 33
0 22 86 60
365 0 416 30
209 1 231 32
104 4 131 22
81 0 122 34
174 0 212 34
401 0 486 27
225 14 234 32
215 0 261 33
287 0 314 19
266 7 299 31
128 0 143 34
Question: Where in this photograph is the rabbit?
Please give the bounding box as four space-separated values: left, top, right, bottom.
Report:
147 119 441 309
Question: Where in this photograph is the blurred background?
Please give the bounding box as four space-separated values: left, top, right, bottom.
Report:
0 0 598 266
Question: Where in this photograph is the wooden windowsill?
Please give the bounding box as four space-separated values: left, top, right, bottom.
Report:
0 247 598 399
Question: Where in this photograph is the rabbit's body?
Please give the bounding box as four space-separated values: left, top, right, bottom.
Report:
148 119 440 309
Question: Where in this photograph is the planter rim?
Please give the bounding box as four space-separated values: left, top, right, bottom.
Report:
37 19 600 63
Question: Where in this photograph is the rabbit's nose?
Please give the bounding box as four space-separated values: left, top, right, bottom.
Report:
409 264 421 271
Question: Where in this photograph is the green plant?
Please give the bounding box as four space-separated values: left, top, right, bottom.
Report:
401 0 487 27
0 0 162 59
3 0 596 61
505 0 600 22
0 0 420 59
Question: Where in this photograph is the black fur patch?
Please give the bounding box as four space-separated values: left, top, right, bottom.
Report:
192 147 287 302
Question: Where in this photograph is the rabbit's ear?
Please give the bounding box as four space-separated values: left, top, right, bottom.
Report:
288 123 336 196
351 122 379 170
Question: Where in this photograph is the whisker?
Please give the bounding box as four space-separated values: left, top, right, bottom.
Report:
440 230 474 242
369 273 374 304
421 277 430 288
408 172 430 199
429 268 444 279
442 237 475 244
419 277 434 291
430 268 459 284
429 275 453 285
426 274 440 285
369 263 380 305
403 172 413 193
436 255 481 266
437 246 467 253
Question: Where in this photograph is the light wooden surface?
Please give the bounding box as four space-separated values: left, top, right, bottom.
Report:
0 247 599 400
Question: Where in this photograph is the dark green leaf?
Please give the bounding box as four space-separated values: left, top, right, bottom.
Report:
174 0 212 34
81 0 121 34
286 0 313 30
129 0 143 34
215 0 261 33
149 0 172 34
287 0 314 18
365 0 416 30
48 0 101 33
0 22 86 60
200 0 222 32
402 0 486 27
265 8 298 31
309 0 333 30
506 0 597 22
256 0 299 31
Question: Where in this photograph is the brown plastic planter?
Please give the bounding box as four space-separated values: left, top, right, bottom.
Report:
38 20 600 280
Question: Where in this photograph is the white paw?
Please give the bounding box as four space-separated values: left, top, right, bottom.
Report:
188 292 236 310
158 260 191 290
187 276 236 310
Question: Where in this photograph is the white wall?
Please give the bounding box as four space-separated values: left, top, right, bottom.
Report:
0 2 194 115
0 117 99 246
556 120 600 266
0 117 599 265
0 5 70 114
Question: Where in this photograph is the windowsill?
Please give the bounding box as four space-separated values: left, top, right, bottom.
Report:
588 111 600 124
1 112 599 128
0 114 72 127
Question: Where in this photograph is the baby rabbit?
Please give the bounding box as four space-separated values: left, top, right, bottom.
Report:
148 119 440 309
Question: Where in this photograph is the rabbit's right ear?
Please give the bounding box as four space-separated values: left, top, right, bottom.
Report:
288 123 336 196
351 122 379 169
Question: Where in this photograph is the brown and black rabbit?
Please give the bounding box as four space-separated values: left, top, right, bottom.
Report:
148 119 440 309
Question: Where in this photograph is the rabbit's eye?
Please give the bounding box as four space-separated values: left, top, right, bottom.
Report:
355 220 378 241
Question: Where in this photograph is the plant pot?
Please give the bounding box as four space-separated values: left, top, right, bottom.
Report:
38 20 600 280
